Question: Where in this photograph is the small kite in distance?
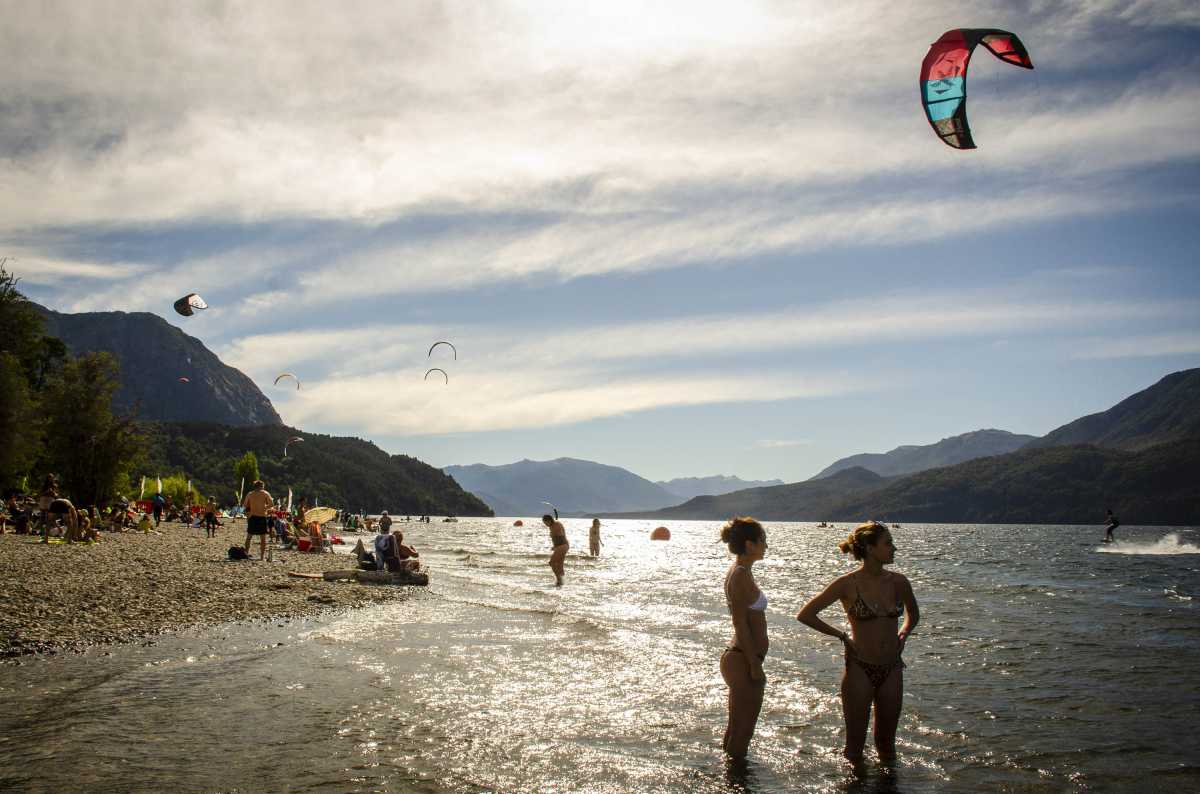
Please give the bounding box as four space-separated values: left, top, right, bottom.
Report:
424 367 449 384
284 436 304 457
173 293 209 317
428 341 457 360
177 377 190 383
274 372 301 390
920 28 1033 149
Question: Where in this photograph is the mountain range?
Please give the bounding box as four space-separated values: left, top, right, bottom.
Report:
444 458 678 515
656 475 785 501
624 368 1200 524
811 429 1037 479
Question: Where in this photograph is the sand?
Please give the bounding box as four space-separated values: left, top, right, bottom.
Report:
0 519 416 659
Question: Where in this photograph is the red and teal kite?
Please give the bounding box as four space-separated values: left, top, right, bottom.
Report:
920 29 1033 149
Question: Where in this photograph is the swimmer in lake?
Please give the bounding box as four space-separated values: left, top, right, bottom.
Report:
719 516 770 761
543 510 568 586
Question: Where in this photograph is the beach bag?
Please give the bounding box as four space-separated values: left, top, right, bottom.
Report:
228 545 249 561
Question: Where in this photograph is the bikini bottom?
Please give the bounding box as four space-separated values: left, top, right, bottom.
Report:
846 654 905 689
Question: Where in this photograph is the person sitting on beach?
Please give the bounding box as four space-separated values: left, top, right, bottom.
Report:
241 480 273 560
390 529 419 566
5 495 29 535
543 512 568 586
78 511 100 542
137 513 160 534
352 538 378 570
719 516 770 762
797 521 920 765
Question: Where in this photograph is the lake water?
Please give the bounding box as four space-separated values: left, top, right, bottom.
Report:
2 519 1198 792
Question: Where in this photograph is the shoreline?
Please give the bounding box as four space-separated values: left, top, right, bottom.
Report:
0 520 416 659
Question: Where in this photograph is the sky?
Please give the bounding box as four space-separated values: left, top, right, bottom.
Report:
6 0 1200 483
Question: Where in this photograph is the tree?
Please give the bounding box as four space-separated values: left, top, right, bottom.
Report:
0 264 65 389
39 352 144 506
234 451 259 491
0 352 40 492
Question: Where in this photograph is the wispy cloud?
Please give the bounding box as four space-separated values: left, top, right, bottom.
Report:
1071 332 1200 359
752 439 811 449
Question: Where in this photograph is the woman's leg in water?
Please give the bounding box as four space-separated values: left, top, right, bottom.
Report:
840 661 873 762
720 649 764 759
872 668 903 761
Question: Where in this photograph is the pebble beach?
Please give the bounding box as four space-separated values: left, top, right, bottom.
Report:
0 520 411 658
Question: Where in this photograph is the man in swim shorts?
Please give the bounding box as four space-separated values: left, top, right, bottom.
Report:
242 480 274 560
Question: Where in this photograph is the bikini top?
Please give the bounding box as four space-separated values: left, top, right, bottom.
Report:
845 573 903 621
726 565 767 612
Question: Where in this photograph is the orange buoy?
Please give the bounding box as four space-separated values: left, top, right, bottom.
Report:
650 526 671 541
513 520 524 527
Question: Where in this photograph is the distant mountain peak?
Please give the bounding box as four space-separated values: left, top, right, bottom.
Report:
811 428 1036 480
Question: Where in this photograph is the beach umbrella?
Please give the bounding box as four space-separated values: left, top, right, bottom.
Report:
304 507 337 526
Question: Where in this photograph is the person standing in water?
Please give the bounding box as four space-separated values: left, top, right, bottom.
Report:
241 480 273 560
1104 508 1120 542
588 518 602 557
798 521 919 764
719 516 769 761
542 510 568 586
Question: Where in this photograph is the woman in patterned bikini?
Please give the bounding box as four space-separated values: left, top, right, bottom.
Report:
797 521 919 764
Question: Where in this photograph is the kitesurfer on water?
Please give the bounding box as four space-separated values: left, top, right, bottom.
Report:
1104 508 1120 542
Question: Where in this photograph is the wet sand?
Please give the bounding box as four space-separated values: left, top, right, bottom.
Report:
0 520 412 658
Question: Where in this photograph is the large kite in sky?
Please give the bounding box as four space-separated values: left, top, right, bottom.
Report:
920 28 1033 149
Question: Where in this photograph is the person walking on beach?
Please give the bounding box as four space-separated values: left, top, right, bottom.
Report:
588 518 602 557
720 516 770 761
543 511 568 586
151 491 166 527
1104 508 1120 543
797 521 919 765
203 498 218 538
242 480 273 560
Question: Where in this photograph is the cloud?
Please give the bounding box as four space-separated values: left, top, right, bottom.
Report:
7 254 149 285
281 368 862 436
752 439 811 449
1071 332 1200 359
218 285 1197 434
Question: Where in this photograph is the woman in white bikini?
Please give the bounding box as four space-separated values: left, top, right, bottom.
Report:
720 516 769 760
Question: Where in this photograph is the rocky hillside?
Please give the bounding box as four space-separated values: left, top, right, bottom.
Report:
1025 368 1200 452
811 428 1037 479
36 305 280 427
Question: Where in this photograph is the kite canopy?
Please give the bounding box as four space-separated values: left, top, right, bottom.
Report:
920 28 1033 149
177 376 190 383
173 293 209 317
424 367 449 384
284 436 304 457
274 372 301 390
428 340 457 360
